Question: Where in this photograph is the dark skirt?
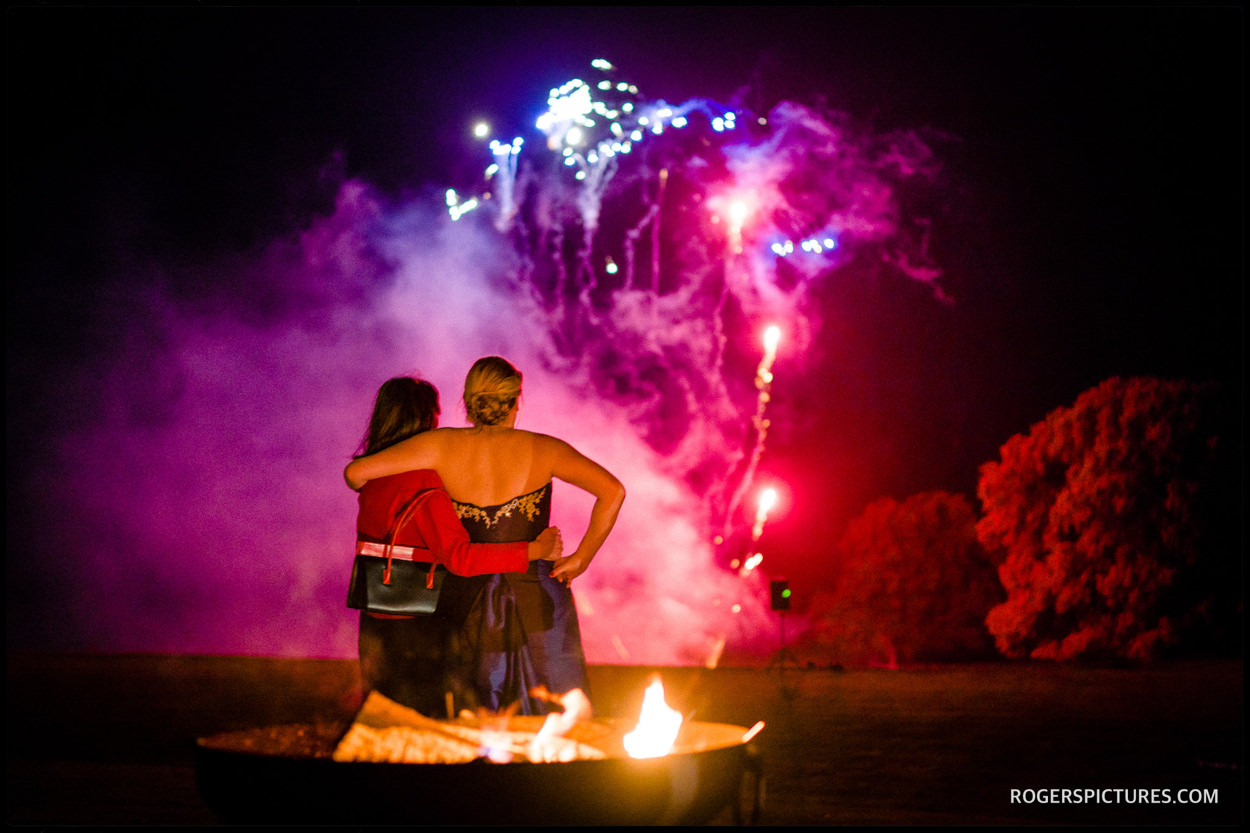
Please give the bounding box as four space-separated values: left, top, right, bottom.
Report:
454 560 590 715
357 610 480 718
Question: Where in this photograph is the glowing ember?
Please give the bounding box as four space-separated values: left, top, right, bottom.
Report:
726 323 784 541
763 324 781 357
751 486 779 543
726 197 753 253
624 676 683 758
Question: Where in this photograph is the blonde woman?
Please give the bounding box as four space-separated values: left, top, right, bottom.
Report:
345 357 625 716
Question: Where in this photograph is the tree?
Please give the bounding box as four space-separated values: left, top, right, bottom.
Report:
976 377 1239 662
811 490 1002 667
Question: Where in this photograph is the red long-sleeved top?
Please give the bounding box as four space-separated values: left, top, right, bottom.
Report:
356 469 527 576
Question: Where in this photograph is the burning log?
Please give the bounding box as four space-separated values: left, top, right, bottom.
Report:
331 691 607 764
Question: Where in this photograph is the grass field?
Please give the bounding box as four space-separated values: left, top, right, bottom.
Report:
5 654 1242 825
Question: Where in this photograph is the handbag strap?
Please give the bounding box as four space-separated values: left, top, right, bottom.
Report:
382 487 439 586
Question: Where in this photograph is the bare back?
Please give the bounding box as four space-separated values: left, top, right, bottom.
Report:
345 421 620 530
431 426 552 506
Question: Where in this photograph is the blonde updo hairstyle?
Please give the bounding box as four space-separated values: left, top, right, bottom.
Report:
463 356 522 427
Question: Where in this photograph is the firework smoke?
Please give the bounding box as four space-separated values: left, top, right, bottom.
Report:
9 63 942 665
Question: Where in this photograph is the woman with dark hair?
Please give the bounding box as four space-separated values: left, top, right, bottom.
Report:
352 376 562 717
345 358 625 719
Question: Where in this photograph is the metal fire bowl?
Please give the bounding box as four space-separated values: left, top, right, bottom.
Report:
196 718 764 826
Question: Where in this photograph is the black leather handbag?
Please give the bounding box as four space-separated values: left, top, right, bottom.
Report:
346 487 447 616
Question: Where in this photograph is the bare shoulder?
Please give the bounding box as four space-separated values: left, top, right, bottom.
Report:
398 426 465 466
532 432 622 498
401 427 453 453
525 430 577 457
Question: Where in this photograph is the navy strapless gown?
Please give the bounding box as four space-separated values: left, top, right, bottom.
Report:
450 482 589 714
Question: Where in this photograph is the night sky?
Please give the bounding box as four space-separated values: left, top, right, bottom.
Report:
5 6 1242 662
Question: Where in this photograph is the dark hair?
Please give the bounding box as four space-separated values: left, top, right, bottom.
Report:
356 377 440 457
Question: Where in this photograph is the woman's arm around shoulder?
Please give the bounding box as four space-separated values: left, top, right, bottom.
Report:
344 428 446 491
411 489 562 575
411 488 529 575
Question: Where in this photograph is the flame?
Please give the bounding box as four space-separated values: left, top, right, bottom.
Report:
477 701 521 763
527 687 594 763
624 675 683 758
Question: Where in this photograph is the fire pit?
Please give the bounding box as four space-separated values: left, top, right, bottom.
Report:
196 691 764 825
